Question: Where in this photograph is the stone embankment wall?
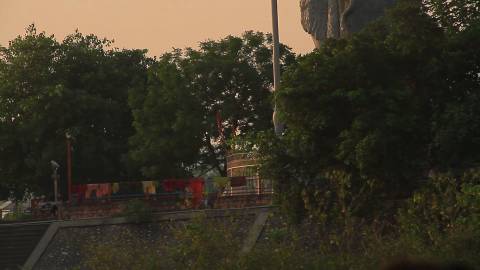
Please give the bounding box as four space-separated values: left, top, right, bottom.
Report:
61 194 272 220
31 207 269 270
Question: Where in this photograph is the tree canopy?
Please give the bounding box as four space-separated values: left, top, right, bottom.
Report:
1 0 478 205
128 32 295 178
0 25 149 199
0 29 295 199
252 0 480 221
424 0 480 32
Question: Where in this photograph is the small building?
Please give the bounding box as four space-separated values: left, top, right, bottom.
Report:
0 201 13 219
226 152 272 195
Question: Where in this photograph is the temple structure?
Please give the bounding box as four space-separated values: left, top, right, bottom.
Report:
226 152 272 195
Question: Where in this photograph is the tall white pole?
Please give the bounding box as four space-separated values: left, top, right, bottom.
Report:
271 0 284 136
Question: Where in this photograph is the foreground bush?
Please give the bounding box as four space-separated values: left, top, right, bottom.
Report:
122 199 153 223
80 181 479 270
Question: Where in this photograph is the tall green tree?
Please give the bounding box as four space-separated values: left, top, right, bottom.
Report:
128 51 204 178
424 0 480 32
129 32 295 178
429 20 480 169
256 0 480 221
182 31 295 175
0 26 148 199
55 31 149 182
0 25 60 199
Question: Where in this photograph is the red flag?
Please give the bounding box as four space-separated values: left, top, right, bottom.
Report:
216 111 225 141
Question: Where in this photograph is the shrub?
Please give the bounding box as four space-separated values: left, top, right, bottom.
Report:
392 169 480 266
81 232 161 270
2 208 32 222
163 214 242 270
123 199 153 223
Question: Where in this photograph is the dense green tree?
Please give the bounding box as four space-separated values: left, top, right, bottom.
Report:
0 26 148 199
424 0 480 32
55 31 149 182
430 21 480 169
279 0 442 192
128 51 204 178
129 32 295 178
255 0 480 221
182 32 295 175
0 25 62 199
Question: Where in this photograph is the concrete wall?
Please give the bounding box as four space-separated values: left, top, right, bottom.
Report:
28 207 271 270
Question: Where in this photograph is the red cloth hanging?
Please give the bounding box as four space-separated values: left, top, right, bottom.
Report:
230 176 247 187
72 184 87 202
188 178 205 208
97 184 112 198
175 180 188 190
85 184 100 199
162 179 176 192
162 179 188 192
216 111 224 141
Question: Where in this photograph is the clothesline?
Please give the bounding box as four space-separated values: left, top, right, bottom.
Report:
71 177 247 203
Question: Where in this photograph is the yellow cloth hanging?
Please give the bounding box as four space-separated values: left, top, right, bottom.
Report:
213 177 230 189
142 181 156 195
112 183 120 194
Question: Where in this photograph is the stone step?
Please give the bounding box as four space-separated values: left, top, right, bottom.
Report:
0 223 51 269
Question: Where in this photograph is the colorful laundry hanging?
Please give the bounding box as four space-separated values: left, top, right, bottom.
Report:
142 181 156 195
112 183 120 194
98 184 112 197
213 177 230 189
162 179 188 192
85 184 99 199
204 177 216 193
116 182 143 195
72 184 87 202
84 184 112 199
188 178 205 208
71 178 210 204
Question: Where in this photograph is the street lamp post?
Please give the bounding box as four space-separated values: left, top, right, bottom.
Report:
50 160 60 204
271 0 284 136
66 132 72 202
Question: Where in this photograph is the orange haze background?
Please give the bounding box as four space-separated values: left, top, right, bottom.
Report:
0 0 314 56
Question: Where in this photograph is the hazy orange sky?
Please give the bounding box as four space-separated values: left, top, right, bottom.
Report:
0 0 315 56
